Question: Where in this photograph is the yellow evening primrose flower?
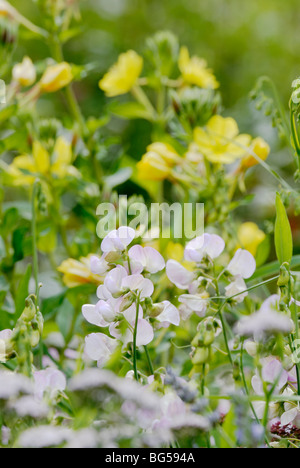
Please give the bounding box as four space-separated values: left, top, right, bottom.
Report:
194 115 251 164
237 222 266 256
12 56 36 87
137 142 180 181
40 62 73 93
7 137 79 186
58 256 103 288
99 50 143 97
179 46 219 90
241 137 270 169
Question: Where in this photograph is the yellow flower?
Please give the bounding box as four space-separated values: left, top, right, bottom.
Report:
179 46 219 90
12 56 36 87
99 50 143 97
194 115 251 164
57 256 103 288
237 222 266 256
165 242 184 262
7 137 78 186
137 142 180 181
241 137 270 169
40 62 73 93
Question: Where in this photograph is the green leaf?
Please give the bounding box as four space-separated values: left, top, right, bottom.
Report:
109 101 152 120
274 193 293 265
103 167 132 189
15 264 32 317
57 298 75 341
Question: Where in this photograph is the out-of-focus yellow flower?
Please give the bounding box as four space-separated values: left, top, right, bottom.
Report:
241 137 270 169
137 142 180 181
237 222 266 256
179 46 219 90
58 256 103 288
40 62 73 93
165 242 184 262
99 50 143 97
7 137 79 186
12 56 36 87
194 115 251 164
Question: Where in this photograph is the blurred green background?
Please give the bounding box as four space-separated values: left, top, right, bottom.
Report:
10 0 300 113
6 0 300 236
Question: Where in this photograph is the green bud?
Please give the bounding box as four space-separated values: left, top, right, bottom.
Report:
20 296 36 322
192 347 210 365
119 294 135 312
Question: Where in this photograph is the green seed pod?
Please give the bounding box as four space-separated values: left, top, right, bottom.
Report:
29 330 40 348
20 296 36 323
192 347 210 365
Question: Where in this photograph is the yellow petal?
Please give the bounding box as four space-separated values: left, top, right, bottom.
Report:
51 137 73 177
33 141 50 174
40 62 73 93
207 115 239 140
99 50 143 97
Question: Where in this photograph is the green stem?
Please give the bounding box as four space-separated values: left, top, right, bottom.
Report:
144 345 154 375
133 293 141 381
31 181 40 302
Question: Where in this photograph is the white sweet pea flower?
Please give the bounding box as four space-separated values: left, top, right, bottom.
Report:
33 368 66 402
178 293 208 318
128 245 165 274
155 301 180 327
101 226 136 253
225 275 248 303
90 255 109 275
281 388 300 427
104 265 128 296
184 233 225 263
84 333 118 367
166 260 194 289
236 295 293 340
227 249 256 279
122 274 154 298
251 358 287 420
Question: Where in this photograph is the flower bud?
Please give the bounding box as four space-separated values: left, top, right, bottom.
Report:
29 330 40 348
119 294 135 312
12 56 36 87
20 296 36 322
40 62 73 93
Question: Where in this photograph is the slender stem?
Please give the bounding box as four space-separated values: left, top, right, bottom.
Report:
133 293 141 381
31 181 40 302
144 345 154 375
218 303 233 366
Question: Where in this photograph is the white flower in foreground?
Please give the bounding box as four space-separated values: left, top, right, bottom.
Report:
225 275 248 303
227 249 256 279
128 245 165 274
101 226 135 253
90 255 109 275
280 388 300 428
184 233 225 263
85 333 118 368
155 301 180 327
251 359 287 420
236 295 293 340
33 368 66 401
18 426 72 448
166 259 194 289
178 293 208 318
